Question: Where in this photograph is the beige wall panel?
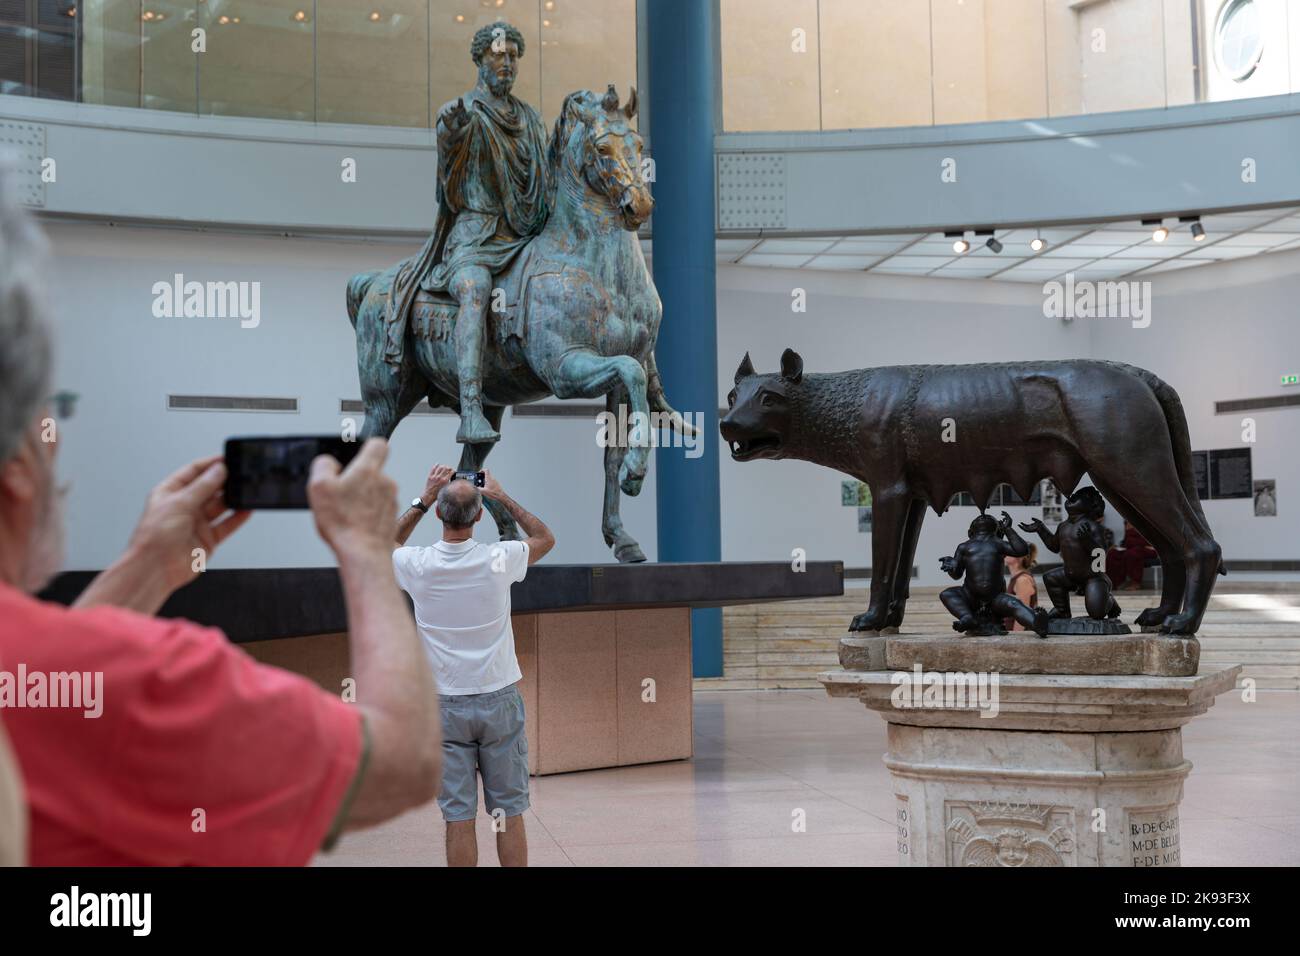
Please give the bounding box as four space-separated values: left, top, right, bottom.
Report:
1076 0 1166 112
615 608 692 767
721 0 821 131
242 631 351 693
538 0 638 129
141 1 198 113
983 0 1049 121
318 0 430 127
1163 0 1197 106
1045 0 1084 116
931 0 989 125
820 0 933 129
198 3 314 120
82 0 144 108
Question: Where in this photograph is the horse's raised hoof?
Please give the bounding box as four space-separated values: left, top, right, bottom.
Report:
619 472 645 496
615 542 646 563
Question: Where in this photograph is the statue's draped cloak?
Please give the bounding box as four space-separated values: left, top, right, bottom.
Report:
384 94 552 372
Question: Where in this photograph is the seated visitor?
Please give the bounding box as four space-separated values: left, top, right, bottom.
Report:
1002 543 1039 632
1106 520 1157 591
392 465 554 867
0 177 441 865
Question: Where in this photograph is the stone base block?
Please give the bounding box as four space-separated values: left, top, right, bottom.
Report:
886 631 1199 677
839 634 888 671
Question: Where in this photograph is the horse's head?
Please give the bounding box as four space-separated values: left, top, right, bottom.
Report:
550 85 653 231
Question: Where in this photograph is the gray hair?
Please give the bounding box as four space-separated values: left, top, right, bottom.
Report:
0 163 52 464
436 480 483 530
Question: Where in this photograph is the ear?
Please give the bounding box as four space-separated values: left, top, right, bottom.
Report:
474 506 485 524
779 348 804 384
602 84 620 113
734 352 755 385
624 87 638 120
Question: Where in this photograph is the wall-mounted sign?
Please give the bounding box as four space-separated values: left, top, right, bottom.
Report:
1208 447 1253 499
1191 451 1210 500
1281 374 1299 387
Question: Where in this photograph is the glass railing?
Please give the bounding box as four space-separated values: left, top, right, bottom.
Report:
721 0 1286 133
2 0 638 129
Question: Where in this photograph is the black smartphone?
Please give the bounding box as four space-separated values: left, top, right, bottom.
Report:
224 435 362 510
454 470 486 487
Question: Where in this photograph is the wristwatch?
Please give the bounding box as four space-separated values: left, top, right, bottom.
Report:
411 497 429 514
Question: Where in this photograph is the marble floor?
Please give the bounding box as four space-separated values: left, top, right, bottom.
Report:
314 687 1300 867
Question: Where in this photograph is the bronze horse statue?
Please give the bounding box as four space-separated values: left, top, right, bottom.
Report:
347 87 693 561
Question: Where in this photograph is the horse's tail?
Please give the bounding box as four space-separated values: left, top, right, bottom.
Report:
346 270 380 328
646 352 698 437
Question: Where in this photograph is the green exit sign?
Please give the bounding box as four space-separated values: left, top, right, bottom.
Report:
1283 374 1300 387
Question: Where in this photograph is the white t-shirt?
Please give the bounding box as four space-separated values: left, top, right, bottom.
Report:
392 538 529 695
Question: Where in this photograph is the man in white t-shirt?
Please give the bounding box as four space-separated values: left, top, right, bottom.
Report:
392 464 554 867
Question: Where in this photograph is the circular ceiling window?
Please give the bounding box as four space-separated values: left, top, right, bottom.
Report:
1214 0 1264 82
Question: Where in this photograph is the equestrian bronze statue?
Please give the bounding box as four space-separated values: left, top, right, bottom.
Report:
347 20 692 562
720 350 1222 636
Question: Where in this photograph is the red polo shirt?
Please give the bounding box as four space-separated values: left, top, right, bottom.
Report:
0 582 363 866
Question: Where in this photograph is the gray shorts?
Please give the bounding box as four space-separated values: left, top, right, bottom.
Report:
437 684 530 823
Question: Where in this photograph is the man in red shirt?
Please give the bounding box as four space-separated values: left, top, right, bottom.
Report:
0 177 441 865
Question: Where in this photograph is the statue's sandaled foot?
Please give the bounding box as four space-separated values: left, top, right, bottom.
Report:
456 404 501 444
1135 606 1172 628
1158 611 1199 636
849 609 888 632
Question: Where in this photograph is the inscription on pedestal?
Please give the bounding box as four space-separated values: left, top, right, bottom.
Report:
896 795 910 864
1129 807 1181 867
945 801 1077 866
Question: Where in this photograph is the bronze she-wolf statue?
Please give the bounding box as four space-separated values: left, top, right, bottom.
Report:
720 350 1222 636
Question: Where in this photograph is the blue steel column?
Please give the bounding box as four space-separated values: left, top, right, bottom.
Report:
647 0 722 677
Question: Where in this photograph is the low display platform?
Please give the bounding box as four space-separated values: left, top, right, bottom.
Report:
45 561 843 775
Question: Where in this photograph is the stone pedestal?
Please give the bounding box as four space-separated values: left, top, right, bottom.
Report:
820 664 1241 866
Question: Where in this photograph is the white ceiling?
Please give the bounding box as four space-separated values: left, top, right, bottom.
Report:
697 208 1300 282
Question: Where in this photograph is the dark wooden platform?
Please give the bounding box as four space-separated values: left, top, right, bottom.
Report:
41 561 844 643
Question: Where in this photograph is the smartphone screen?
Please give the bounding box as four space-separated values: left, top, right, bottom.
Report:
454 470 486 487
224 435 361 510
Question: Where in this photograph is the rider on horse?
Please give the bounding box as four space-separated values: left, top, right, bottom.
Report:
384 19 552 445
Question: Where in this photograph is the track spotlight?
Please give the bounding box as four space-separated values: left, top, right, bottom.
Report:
1191 221 1206 241
945 231 969 253
1142 218 1168 242
1030 233 1047 253
985 236 1003 254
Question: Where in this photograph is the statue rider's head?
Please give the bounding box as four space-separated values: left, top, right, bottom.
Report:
472 20 526 98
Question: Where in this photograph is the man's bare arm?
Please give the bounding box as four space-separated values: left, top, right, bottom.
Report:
481 471 554 565
393 464 454 548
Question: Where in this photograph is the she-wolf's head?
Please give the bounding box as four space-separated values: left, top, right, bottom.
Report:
719 348 804 462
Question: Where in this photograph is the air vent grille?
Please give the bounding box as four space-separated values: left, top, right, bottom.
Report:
1216 394 1300 414
168 395 298 412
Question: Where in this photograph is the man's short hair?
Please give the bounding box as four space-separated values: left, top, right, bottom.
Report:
437 481 483 530
471 19 526 63
0 164 52 464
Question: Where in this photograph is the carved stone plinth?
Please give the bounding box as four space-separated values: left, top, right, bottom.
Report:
820 664 1241 866
885 631 1199 677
